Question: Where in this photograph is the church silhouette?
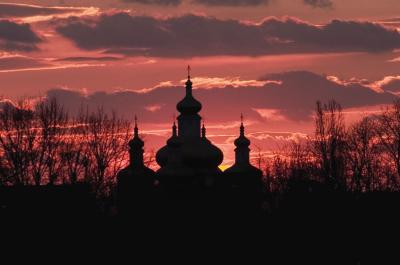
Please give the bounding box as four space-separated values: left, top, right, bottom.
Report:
117 66 263 216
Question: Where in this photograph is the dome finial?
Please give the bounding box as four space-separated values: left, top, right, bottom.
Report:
184 65 193 96
134 115 139 138
240 113 245 136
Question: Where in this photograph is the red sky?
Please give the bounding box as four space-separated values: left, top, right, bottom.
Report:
1 0 400 166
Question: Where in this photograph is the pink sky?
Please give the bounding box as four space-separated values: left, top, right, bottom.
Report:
1 0 400 166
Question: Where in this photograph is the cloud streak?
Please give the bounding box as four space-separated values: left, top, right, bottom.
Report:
55 13 400 57
0 3 86 18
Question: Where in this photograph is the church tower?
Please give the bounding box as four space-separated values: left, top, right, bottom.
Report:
117 117 156 214
156 66 223 190
224 115 263 192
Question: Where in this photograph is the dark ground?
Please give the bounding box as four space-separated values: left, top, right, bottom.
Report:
0 184 399 264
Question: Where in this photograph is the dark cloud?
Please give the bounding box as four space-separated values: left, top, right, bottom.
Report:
303 0 333 8
44 71 396 123
0 56 49 71
193 0 270 6
0 20 41 51
0 3 83 18
122 0 181 5
55 13 400 57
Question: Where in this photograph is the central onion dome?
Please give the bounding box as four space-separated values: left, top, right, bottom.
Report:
176 77 202 115
181 124 223 168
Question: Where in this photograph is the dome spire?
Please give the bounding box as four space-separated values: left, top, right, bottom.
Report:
128 115 144 167
240 113 245 137
185 65 193 96
134 115 139 138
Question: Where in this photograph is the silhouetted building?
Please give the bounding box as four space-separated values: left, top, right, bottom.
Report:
116 67 264 215
117 117 156 214
156 67 223 191
224 115 263 193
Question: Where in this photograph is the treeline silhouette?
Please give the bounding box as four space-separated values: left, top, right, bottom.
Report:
259 100 400 193
1 97 399 261
1 98 400 196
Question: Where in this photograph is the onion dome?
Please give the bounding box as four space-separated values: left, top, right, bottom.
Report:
181 123 223 168
156 120 182 167
176 66 202 115
234 114 250 148
156 121 194 182
129 116 144 149
167 121 182 147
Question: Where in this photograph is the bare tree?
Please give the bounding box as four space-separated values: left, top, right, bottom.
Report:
313 100 347 190
288 140 315 183
346 117 382 191
29 98 68 185
0 100 37 185
84 108 130 196
375 100 400 189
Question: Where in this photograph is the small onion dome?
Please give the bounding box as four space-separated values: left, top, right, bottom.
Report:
129 137 144 149
176 78 202 115
156 122 194 181
234 122 250 147
156 121 179 167
129 116 144 149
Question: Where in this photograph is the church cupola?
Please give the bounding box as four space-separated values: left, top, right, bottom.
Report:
116 116 156 215
129 116 145 167
176 65 202 139
234 114 251 164
224 114 263 191
176 65 202 115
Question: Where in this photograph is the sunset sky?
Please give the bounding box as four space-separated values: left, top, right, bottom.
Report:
1 0 400 166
